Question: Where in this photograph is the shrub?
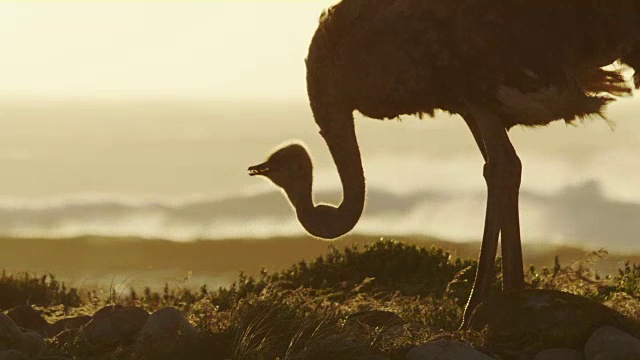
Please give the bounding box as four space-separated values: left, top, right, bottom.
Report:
0 270 82 310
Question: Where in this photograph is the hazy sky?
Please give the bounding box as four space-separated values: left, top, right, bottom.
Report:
0 1 335 100
0 2 638 246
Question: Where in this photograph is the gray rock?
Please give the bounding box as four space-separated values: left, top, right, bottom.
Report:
0 350 27 360
140 307 198 343
358 355 391 360
533 348 584 360
584 326 640 360
0 314 44 356
82 305 148 346
590 354 639 360
406 340 495 360
298 334 367 359
15 330 44 356
0 314 23 349
6 305 49 335
469 289 634 358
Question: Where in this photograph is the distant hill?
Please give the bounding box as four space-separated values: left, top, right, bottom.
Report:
0 181 639 251
1 235 637 291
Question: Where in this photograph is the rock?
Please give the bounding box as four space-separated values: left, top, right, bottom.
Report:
47 315 92 338
584 326 640 360
15 330 44 356
358 355 391 360
6 305 49 335
0 350 27 360
82 305 148 346
533 348 584 360
468 289 636 358
0 314 44 356
297 334 366 359
406 340 495 360
0 314 23 349
140 307 198 343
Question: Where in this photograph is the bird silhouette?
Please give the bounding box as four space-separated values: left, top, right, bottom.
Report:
248 0 640 328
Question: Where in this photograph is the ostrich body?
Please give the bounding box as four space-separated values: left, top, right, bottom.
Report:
249 0 640 327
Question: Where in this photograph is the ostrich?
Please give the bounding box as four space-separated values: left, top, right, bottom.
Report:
248 0 640 327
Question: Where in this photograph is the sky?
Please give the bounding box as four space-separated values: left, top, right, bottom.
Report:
0 1 335 100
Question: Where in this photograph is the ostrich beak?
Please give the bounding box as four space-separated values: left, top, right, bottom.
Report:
248 161 270 177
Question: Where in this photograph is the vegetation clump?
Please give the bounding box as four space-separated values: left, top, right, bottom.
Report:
0 270 81 310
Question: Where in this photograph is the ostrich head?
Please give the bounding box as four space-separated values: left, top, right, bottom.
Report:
248 143 313 204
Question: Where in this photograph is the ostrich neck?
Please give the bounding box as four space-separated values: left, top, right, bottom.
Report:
294 114 365 239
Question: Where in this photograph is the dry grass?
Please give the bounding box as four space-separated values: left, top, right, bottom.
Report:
3 238 640 360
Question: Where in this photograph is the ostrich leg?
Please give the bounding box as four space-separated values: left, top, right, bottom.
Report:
500 139 525 291
460 106 523 327
464 115 525 291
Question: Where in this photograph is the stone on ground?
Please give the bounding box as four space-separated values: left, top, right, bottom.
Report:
469 289 637 357
584 326 640 360
6 305 49 335
140 307 198 343
405 340 495 360
15 330 44 356
533 348 584 360
0 350 27 360
82 305 149 346
0 313 44 356
0 314 23 348
358 355 391 360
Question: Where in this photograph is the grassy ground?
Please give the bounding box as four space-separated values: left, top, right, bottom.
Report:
3 238 640 359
